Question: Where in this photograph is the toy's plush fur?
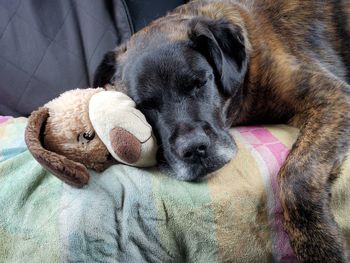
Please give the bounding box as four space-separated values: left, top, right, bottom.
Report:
25 88 157 187
25 107 90 187
44 88 113 172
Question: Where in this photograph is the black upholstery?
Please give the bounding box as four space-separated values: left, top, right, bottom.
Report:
0 0 185 117
124 0 187 32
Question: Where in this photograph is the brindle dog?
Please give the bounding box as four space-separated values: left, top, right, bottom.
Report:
94 0 350 262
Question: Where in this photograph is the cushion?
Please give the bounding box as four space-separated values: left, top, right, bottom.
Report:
1 116 349 262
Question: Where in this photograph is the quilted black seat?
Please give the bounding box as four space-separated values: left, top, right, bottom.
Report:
0 0 186 116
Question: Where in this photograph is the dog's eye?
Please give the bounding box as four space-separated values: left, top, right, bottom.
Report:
193 79 207 90
77 131 95 144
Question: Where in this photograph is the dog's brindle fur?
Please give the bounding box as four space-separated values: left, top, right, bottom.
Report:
94 0 350 261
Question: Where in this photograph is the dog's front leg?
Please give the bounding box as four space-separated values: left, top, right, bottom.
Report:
278 71 350 262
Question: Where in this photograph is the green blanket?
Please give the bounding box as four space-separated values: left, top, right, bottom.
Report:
1 116 349 262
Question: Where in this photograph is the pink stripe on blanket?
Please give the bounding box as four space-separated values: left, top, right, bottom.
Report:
237 126 296 262
0 116 11 124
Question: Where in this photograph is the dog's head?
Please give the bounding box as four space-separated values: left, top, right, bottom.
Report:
94 9 249 181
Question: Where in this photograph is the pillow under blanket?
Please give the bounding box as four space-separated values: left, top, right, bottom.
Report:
0 116 349 262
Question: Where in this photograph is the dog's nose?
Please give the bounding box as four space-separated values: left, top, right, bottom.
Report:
182 141 208 159
175 128 210 161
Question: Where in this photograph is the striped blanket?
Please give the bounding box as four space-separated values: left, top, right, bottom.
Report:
1 116 349 262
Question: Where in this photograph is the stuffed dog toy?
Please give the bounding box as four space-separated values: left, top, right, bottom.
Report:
25 88 157 187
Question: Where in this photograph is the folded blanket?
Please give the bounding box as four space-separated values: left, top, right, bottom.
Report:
0 117 349 262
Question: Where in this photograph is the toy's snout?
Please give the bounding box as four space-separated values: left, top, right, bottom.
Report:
89 90 158 167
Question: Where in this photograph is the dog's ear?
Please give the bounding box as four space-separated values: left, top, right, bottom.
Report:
93 51 117 88
189 18 248 97
25 107 90 187
93 44 127 88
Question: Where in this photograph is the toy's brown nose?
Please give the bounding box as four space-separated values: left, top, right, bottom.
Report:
109 127 141 164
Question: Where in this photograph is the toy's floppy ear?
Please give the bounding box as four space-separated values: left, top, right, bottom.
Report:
25 107 90 188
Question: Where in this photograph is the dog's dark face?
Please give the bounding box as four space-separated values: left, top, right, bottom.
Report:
94 16 249 181
124 45 237 181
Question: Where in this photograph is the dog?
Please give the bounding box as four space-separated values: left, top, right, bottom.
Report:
93 0 350 262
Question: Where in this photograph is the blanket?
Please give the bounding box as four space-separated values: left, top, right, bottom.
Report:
1 116 349 263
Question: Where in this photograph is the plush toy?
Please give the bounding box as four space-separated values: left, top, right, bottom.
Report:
25 88 158 187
